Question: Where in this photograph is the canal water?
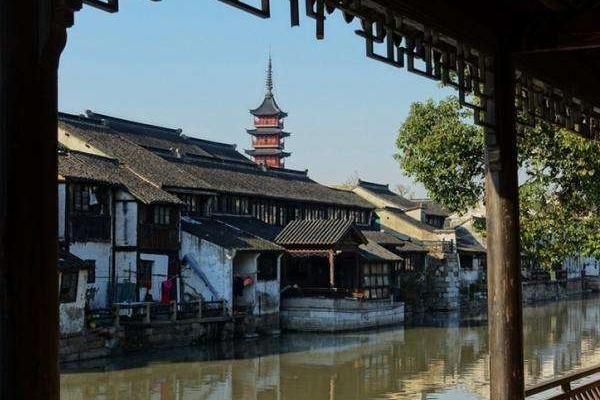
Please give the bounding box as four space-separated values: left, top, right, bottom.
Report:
60 296 600 399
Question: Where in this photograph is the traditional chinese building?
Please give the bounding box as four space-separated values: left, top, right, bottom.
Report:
245 56 291 168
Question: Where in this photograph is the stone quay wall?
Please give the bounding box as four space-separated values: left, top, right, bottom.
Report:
281 297 405 332
60 318 235 366
458 277 595 312
522 279 588 303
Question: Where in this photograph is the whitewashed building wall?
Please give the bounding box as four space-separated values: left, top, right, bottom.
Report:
234 253 259 310
114 191 137 247
69 242 112 308
139 253 170 301
180 231 233 309
58 269 89 335
58 183 66 241
255 255 281 316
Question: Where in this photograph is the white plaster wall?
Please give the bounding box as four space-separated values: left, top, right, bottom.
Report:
234 253 258 310
139 253 169 301
563 256 587 280
115 251 137 285
405 208 425 222
459 256 485 287
434 230 458 247
460 269 480 286
58 269 88 335
115 195 138 247
58 183 66 241
69 242 112 309
180 231 233 309
59 128 111 158
585 257 600 277
353 186 403 209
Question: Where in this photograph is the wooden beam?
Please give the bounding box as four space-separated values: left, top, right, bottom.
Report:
485 39 525 400
0 0 69 398
516 9 600 53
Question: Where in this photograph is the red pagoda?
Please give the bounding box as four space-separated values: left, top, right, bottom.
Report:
245 56 291 168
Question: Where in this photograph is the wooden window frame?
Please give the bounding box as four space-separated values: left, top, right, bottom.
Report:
361 263 390 299
153 205 172 225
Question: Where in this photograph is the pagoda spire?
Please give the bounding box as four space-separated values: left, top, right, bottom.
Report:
266 54 273 96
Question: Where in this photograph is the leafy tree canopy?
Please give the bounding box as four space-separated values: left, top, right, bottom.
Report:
395 96 600 268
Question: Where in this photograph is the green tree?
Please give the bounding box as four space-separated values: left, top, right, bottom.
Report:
395 96 600 269
395 97 484 213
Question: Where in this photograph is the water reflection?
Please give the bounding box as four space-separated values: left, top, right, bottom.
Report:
61 297 600 400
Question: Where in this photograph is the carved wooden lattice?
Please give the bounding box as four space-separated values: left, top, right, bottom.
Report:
217 0 600 139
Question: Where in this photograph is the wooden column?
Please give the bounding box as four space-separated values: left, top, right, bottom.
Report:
328 250 335 288
0 1 71 398
485 41 524 399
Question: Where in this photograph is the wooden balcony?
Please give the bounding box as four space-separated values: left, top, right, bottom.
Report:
138 223 179 251
69 214 111 242
525 365 600 399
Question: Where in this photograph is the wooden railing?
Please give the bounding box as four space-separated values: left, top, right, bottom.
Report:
525 365 600 399
109 300 228 327
138 223 179 251
70 214 111 242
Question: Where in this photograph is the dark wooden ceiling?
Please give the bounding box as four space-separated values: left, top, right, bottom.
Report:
375 0 600 105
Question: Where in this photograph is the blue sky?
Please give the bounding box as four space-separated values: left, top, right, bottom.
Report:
59 1 452 196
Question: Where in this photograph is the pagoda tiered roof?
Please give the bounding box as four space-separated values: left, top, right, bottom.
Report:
245 148 291 158
246 127 291 137
250 94 288 118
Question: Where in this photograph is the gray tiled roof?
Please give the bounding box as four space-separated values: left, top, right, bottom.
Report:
58 150 182 205
182 217 283 252
456 226 486 253
177 161 373 208
357 180 418 210
275 219 367 246
395 240 427 253
360 240 402 262
361 230 406 246
246 127 291 137
245 148 291 157
214 215 282 241
412 199 450 217
59 113 373 210
380 207 436 233
59 119 207 191
58 249 89 272
250 94 287 117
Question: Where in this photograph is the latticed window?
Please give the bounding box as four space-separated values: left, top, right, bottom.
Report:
153 206 171 225
404 253 425 272
362 263 390 299
71 184 106 214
